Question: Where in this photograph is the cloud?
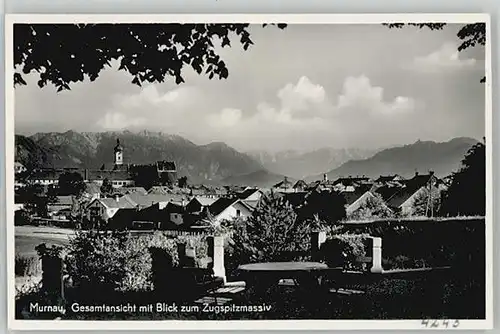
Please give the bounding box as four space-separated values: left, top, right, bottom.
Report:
412 42 477 72
207 108 243 128
96 85 199 131
277 76 326 111
99 112 147 130
334 75 415 115
202 75 417 151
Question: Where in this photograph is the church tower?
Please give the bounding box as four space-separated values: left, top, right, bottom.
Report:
114 138 123 166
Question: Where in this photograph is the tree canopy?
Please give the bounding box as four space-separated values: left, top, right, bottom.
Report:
58 172 86 197
13 23 286 91
440 141 485 216
384 22 486 82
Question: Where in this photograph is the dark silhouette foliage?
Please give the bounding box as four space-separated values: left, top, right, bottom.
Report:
13 23 287 91
298 190 347 224
440 141 485 216
99 178 113 197
385 22 486 82
58 172 86 197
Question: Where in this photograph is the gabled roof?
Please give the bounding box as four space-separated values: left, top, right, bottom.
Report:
87 169 132 181
113 187 148 196
342 189 372 206
333 176 371 186
148 186 174 195
208 197 237 217
85 182 101 195
191 196 218 207
55 195 74 206
373 184 402 202
98 197 136 209
236 188 261 200
27 169 65 181
375 175 404 183
124 193 186 208
273 178 294 189
293 180 308 189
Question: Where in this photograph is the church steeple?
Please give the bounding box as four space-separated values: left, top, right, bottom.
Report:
114 138 123 166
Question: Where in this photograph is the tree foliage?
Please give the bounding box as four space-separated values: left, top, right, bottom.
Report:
228 192 310 264
58 172 86 197
384 22 486 82
298 190 347 224
178 176 188 188
14 23 286 91
411 187 441 217
440 141 485 216
19 184 57 218
347 193 394 221
100 178 113 197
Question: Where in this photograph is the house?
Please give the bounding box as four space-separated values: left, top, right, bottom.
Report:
86 169 134 188
112 186 148 196
86 196 136 222
235 188 263 201
341 187 376 215
292 180 308 192
148 186 174 195
272 177 294 193
207 197 254 225
48 195 75 215
384 171 441 216
83 182 102 200
122 193 187 210
332 176 372 192
375 174 405 184
186 197 218 214
27 169 64 186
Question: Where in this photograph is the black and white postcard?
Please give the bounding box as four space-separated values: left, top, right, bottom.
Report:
5 13 493 330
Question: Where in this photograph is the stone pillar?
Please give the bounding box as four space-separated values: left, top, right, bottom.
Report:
311 231 327 262
370 237 383 273
207 236 226 283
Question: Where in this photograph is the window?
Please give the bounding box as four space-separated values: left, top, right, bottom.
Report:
236 209 241 217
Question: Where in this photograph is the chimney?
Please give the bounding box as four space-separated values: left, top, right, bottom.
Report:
415 171 419 176
323 174 328 182
114 194 119 202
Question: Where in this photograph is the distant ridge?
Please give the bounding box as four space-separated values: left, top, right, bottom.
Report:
15 130 265 184
307 137 479 182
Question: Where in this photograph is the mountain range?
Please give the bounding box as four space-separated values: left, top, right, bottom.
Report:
15 130 479 186
309 137 479 181
247 148 377 179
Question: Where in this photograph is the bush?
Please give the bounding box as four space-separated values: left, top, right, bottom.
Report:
65 230 211 293
227 192 310 265
14 209 31 226
15 255 42 277
320 233 370 271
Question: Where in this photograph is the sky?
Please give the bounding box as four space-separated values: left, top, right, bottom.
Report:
14 23 486 153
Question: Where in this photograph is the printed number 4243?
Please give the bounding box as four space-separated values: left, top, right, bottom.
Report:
421 319 460 328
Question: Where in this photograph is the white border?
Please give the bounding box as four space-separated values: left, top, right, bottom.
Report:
5 13 493 331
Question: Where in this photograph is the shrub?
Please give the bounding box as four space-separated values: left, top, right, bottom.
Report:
14 209 31 226
228 192 310 264
15 255 42 277
320 233 370 271
65 230 211 293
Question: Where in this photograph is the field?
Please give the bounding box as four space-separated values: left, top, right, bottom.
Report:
15 226 73 256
